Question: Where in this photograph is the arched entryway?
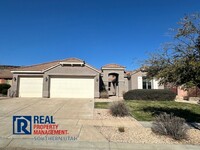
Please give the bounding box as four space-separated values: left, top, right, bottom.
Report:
108 73 119 96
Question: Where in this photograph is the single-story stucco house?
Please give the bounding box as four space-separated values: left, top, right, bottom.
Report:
0 65 20 85
9 58 164 98
0 69 13 85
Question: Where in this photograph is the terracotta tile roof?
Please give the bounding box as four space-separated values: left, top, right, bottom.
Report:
0 69 13 78
12 58 84 72
12 61 58 71
102 64 125 68
125 71 131 75
130 69 142 75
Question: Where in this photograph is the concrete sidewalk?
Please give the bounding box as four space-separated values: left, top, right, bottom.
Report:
1 120 199 150
1 138 200 150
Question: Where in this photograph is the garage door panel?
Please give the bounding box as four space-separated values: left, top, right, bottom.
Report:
50 78 94 98
19 77 43 97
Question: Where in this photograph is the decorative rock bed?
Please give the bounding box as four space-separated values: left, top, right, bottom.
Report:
94 109 200 145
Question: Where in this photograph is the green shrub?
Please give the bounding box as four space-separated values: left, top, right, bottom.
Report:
0 83 11 94
100 90 109 99
151 113 188 140
110 101 129 117
123 89 176 101
118 126 125 132
2 89 8 95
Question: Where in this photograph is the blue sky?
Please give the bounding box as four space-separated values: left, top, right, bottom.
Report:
0 0 199 70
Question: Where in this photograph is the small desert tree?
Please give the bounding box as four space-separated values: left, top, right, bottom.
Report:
144 13 200 89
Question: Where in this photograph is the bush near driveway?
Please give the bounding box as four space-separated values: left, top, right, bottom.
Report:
2 89 8 95
0 83 11 95
123 89 176 101
151 113 188 140
100 90 109 99
110 101 129 117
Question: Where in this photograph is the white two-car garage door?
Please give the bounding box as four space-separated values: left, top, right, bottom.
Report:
19 77 43 97
50 77 94 98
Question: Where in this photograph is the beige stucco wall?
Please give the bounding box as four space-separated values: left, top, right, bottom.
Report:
124 77 131 93
11 63 166 98
44 64 100 98
131 71 145 89
101 69 126 97
131 71 164 90
11 64 100 98
11 74 43 97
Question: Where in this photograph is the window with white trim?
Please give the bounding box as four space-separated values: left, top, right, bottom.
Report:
142 77 152 89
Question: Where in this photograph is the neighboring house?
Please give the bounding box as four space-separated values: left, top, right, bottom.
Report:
0 65 20 85
10 58 164 98
164 83 200 99
0 69 12 85
177 86 200 99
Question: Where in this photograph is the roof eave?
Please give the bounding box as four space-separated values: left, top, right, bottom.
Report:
85 64 101 73
59 62 84 65
11 71 43 74
101 67 125 70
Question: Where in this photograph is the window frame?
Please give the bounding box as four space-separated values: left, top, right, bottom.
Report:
142 76 152 89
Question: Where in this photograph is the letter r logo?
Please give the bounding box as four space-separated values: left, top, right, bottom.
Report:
13 116 32 135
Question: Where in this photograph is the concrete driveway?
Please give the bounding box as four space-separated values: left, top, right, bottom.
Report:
0 98 110 149
0 98 94 138
0 98 200 150
0 98 94 119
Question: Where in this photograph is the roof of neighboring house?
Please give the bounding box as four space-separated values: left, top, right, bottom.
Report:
0 69 13 78
0 65 20 69
102 64 125 68
0 65 20 78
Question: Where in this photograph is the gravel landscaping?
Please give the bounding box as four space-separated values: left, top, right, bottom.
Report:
94 109 131 121
94 109 200 145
